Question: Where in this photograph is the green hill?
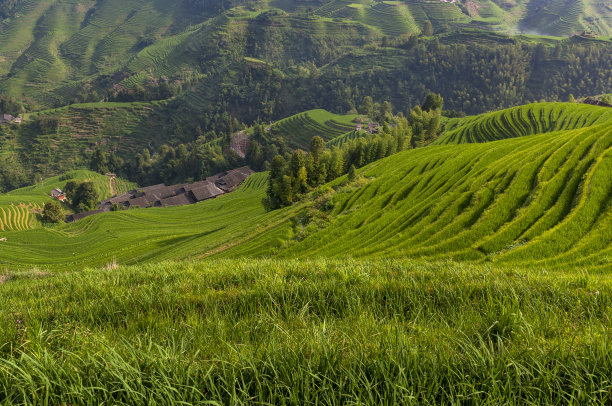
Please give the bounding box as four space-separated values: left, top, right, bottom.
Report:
0 102 611 403
1 103 609 270
436 102 612 144
266 109 359 149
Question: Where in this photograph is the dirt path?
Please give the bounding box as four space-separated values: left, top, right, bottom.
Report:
109 176 117 196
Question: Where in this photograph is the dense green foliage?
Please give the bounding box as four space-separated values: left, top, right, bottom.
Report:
2 0 612 186
264 118 411 209
40 200 63 223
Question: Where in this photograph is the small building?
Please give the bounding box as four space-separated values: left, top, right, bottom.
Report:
355 124 364 131
367 122 380 134
0 114 15 124
13 117 22 124
189 182 224 202
51 188 66 202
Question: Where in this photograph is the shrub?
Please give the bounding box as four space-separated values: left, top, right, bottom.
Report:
41 200 64 223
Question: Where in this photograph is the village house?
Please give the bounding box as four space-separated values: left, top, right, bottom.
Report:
0 114 15 124
83 166 254 223
50 188 66 202
367 122 380 134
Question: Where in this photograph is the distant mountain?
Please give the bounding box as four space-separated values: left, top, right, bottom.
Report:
1 0 610 110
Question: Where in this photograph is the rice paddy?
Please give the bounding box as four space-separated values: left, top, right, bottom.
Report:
0 103 609 271
0 101 610 402
268 109 358 148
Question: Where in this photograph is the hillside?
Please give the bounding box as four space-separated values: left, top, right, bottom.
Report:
436 102 612 144
1 103 609 270
0 169 136 231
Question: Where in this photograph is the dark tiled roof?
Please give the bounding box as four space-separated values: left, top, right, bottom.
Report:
66 210 102 222
216 167 254 192
127 196 150 208
159 194 193 207
190 183 224 201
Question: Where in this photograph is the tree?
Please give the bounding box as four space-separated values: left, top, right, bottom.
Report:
347 164 357 182
358 96 375 116
262 155 286 211
72 182 99 211
567 94 576 103
90 148 109 174
41 200 64 223
422 21 434 36
308 136 327 185
422 93 443 112
63 180 79 203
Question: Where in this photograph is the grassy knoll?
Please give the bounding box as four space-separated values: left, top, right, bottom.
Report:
0 107 610 269
0 259 611 404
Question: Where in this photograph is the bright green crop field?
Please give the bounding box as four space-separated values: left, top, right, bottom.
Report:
0 102 610 403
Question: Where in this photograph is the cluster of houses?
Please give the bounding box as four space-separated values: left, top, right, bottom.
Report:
355 122 380 134
0 114 22 125
65 166 254 222
583 97 612 108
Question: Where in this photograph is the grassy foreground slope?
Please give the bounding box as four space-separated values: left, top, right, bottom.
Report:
1 259 611 404
1 104 610 270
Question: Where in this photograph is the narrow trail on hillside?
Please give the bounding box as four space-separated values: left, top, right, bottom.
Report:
110 176 117 196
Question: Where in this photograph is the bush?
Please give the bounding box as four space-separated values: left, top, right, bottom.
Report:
41 200 64 223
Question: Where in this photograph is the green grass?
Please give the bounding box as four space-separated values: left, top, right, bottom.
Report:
0 102 610 402
1 259 612 404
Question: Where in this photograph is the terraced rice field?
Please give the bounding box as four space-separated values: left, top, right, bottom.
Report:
270 118 611 270
26 102 171 159
1 103 610 270
0 169 136 207
436 102 612 144
0 204 40 231
269 109 358 148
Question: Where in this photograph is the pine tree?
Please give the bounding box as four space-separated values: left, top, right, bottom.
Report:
422 21 434 36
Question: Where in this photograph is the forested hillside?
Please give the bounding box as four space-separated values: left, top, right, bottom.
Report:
1 0 612 193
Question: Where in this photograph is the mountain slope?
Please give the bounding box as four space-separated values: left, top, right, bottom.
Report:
0 103 609 270
436 102 612 144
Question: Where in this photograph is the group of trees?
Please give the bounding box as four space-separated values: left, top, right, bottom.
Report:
409 93 443 148
263 118 412 210
41 180 100 223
